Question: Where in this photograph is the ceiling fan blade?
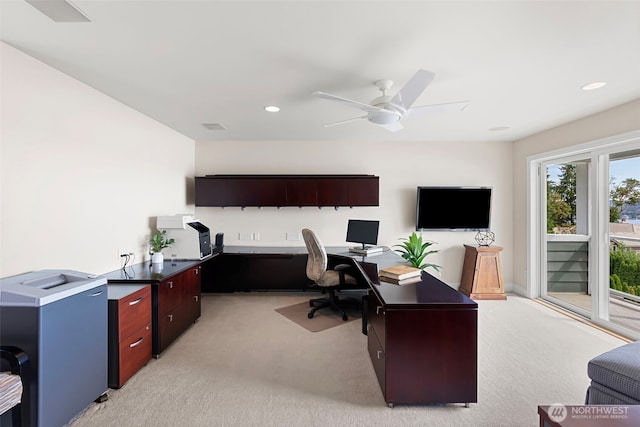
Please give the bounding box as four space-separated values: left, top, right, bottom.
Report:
323 115 367 128
313 91 385 114
379 121 404 132
389 69 435 112
407 101 470 117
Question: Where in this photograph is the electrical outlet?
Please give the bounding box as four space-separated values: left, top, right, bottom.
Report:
238 232 252 241
286 232 301 241
118 248 133 258
252 232 260 240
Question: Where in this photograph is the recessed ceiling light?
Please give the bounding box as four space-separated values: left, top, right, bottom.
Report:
264 106 280 112
581 81 607 91
489 126 510 132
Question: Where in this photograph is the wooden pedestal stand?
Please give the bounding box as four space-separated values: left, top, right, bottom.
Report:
459 244 506 300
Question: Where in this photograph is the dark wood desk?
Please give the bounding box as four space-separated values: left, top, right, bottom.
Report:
340 252 478 407
200 245 374 292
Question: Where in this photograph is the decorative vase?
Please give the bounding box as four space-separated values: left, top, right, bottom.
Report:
151 252 164 264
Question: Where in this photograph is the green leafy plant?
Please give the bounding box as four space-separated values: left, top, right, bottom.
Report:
149 230 175 253
394 231 441 272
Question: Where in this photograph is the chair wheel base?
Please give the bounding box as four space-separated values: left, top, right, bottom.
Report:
307 312 314 319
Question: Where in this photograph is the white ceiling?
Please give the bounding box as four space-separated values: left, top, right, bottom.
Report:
1 0 639 143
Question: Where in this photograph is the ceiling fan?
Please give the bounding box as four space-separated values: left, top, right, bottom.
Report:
312 69 469 132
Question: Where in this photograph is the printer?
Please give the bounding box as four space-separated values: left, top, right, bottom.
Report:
157 214 212 260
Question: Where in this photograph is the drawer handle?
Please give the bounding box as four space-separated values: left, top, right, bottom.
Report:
377 350 383 360
129 337 144 348
129 297 144 306
168 281 173 289
89 291 103 297
376 306 383 315
168 314 173 322
194 295 199 302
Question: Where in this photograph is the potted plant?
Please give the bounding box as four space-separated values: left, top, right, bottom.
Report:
394 231 441 272
149 230 175 264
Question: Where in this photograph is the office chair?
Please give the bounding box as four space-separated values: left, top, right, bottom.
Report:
302 228 358 321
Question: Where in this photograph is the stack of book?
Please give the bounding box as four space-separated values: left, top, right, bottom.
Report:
378 265 422 285
349 246 384 256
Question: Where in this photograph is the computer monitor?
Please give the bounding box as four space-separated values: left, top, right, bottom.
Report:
346 219 379 250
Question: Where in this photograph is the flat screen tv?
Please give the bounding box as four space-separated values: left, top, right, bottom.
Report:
416 186 492 231
346 219 380 249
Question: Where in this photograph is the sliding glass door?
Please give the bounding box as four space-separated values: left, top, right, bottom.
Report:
530 131 640 340
542 158 591 317
607 152 640 335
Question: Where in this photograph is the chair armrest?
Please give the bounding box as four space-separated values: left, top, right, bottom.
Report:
0 346 29 377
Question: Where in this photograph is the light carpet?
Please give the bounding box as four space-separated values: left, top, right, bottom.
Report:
68 292 627 427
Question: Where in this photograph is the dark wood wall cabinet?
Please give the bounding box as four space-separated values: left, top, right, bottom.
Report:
195 174 379 207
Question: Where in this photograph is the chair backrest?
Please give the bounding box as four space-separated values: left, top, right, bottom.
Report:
302 228 328 282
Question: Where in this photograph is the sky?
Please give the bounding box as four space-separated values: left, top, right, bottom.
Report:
547 156 639 184
609 157 640 184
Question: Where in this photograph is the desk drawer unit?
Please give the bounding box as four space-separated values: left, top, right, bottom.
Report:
366 276 478 408
108 285 152 388
367 291 386 397
155 265 201 355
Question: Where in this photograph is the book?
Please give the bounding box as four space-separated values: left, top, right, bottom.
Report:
379 265 422 280
349 246 384 256
380 275 422 286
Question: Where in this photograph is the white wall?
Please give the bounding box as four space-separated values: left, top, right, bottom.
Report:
0 42 195 277
511 99 640 294
195 139 514 286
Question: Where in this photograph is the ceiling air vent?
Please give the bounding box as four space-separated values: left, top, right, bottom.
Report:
202 123 226 131
26 0 91 22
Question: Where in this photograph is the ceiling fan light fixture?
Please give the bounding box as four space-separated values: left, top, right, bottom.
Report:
368 111 401 125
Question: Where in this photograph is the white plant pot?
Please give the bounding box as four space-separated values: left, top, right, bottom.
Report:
151 252 164 264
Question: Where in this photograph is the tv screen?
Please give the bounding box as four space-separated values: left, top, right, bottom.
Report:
346 219 379 248
416 187 492 231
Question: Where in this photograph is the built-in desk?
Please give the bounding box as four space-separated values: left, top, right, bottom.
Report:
201 245 376 292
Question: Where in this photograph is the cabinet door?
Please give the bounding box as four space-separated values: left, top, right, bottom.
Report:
195 177 227 206
157 308 181 353
347 176 379 206
158 275 182 315
183 266 201 322
255 177 288 206
317 177 348 206
225 178 256 206
118 286 151 340
367 291 386 350
286 178 317 206
117 324 151 387
367 326 386 396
